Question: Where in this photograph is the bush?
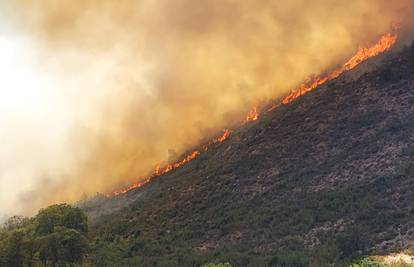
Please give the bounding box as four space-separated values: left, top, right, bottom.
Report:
335 226 371 259
349 257 387 267
269 251 309 267
203 262 233 267
378 68 395 82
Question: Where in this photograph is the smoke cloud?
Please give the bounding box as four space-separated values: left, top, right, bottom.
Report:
0 0 413 215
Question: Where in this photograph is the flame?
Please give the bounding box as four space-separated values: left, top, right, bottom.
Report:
214 129 232 143
282 33 397 104
245 107 259 123
109 32 397 197
109 129 232 196
203 129 232 150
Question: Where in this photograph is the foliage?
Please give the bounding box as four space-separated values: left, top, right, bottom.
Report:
203 262 233 267
350 257 388 267
2 216 31 231
36 203 88 235
350 257 414 267
335 226 370 259
0 203 89 267
269 251 309 267
0 228 34 267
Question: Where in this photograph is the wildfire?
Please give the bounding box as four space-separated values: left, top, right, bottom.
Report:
244 107 259 123
110 180 149 196
214 129 232 143
203 129 232 150
282 33 397 104
109 129 231 196
109 32 397 197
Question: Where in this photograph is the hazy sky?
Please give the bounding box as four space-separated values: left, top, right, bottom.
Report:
0 0 413 216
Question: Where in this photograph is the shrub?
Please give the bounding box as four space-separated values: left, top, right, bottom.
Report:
269 251 309 267
203 262 233 267
335 226 370 259
349 257 387 267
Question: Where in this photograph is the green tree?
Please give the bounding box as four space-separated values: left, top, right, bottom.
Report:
2 216 30 231
37 226 89 267
0 203 89 267
35 204 88 235
54 226 89 265
0 228 35 267
34 204 89 266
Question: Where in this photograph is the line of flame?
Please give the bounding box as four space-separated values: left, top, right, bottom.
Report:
281 33 397 105
109 129 232 196
108 32 397 197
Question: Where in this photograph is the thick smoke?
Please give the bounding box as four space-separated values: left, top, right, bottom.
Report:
0 0 413 215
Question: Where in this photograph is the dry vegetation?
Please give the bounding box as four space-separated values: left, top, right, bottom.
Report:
74 43 414 266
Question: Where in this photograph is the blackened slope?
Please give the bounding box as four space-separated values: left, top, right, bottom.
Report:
90 45 414 266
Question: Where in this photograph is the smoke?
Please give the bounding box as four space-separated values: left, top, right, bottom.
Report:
0 0 413 215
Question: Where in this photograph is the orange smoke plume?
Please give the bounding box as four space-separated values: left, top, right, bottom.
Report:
3 0 412 216
109 32 397 197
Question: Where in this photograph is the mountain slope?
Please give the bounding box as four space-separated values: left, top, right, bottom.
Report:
85 43 414 266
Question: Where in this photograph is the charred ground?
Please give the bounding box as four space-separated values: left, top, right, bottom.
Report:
82 43 414 266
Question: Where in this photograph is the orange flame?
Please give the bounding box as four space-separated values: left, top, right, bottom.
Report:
282 33 397 104
244 107 259 123
109 129 232 196
110 150 201 196
109 32 397 197
203 128 232 150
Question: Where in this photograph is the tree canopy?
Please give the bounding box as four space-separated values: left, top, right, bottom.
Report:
0 204 89 267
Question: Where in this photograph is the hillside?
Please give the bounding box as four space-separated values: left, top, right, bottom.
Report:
82 43 414 266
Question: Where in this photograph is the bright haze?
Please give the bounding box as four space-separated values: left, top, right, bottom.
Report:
0 0 413 216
